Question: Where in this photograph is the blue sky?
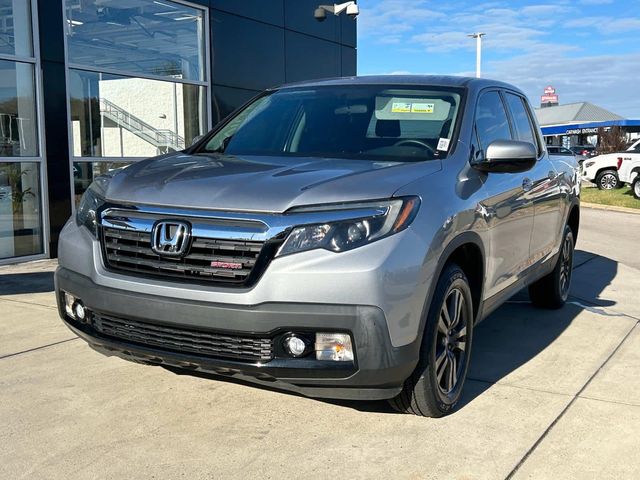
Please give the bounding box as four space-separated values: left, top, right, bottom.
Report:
357 0 640 117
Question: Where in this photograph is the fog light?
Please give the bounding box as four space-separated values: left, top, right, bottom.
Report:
74 301 86 321
284 335 308 357
64 292 76 319
315 333 354 362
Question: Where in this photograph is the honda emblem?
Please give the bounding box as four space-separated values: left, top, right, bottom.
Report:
151 221 191 257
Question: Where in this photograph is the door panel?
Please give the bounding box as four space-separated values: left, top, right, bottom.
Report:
503 92 563 265
529 157 564 262
473 90 535 299
477 172 534 299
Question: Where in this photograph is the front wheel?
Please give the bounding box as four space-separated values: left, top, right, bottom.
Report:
633 177 640 200
595 169 619 190
389 263 474 417
529 225 575 309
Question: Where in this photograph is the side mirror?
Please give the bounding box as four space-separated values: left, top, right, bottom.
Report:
472 139 537 173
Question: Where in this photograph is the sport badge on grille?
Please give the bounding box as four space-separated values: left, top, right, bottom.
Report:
151 220 191 257
210 261 243 270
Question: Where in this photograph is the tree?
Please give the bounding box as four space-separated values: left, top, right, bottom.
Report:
598 126 627 154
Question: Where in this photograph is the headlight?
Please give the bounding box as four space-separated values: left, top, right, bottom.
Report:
585 161 595 168
76 176 110 236
277 197 420 256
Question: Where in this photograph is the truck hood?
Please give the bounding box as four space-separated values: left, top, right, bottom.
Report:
105 153 442 212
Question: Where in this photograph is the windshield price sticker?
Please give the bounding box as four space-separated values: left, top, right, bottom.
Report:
391 102 435 114
391 102 412 113
437 138 451 151
411 103 435 113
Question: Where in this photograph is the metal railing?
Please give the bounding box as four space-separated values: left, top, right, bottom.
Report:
100 98 185 152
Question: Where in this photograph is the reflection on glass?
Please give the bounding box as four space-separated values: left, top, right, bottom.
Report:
73 161 130 204
0 162 42 259
69 69 207 158
0 0 34 57
0 60 38 157
64 0 205 82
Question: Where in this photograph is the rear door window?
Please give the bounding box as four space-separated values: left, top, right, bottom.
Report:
504 93 536 146
475 91 512 155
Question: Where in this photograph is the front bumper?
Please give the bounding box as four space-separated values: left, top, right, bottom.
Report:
55 268 420 400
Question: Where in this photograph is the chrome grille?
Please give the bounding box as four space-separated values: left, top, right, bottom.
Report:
92 313 273 362
101 226 265 285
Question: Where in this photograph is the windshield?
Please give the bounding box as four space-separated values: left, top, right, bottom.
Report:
201 85 463 162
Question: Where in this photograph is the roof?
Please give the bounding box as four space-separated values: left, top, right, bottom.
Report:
534 102 624 127
541 119 640 136
276 75 518 91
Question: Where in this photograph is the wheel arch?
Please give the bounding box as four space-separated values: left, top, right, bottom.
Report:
595 167 619 178
419 232 486 339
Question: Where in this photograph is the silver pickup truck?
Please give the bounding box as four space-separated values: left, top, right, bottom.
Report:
55 76 580 417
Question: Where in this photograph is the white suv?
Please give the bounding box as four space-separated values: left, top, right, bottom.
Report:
617 141 640 199
582 140 640 190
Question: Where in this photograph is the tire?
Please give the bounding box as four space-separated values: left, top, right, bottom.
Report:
633 178 640 200
529 225 575 309
389 263 474 417
595 169 619 190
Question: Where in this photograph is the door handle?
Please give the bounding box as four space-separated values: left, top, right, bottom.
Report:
522 178 533 191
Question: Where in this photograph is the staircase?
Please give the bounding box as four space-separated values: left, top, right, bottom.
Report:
100 98 185 153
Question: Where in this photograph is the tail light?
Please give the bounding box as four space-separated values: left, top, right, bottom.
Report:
617 157 623 170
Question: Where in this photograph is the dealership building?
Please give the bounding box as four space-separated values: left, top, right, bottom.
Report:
534 86 640 147
0 0 357 264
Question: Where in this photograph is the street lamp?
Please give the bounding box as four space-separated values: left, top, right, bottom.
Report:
467 32 485 78
314 2 359 21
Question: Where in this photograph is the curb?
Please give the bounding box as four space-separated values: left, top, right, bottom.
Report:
581 201 640 215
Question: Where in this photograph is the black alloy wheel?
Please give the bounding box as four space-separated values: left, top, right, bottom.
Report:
529 224 575 309
435 287 468 395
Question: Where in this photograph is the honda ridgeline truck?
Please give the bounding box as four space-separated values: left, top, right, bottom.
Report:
55 76 580 417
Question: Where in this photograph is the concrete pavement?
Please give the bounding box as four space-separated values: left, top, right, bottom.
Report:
1 206 639 479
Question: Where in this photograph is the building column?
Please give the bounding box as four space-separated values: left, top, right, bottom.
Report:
36 0 72 257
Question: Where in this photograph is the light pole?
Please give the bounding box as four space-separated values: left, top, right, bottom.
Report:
467 33 485 78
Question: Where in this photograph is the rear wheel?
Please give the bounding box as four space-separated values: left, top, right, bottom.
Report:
529 225 574 309
633 177 640 200
595 169 619 190
389 263 473 417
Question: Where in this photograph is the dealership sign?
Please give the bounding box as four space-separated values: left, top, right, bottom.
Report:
566 127 599 135
541 86 558 104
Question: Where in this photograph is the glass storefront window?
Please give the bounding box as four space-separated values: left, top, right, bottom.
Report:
0 0 34 58
0 60 38 157
73 161 131 205
0 162 42 259
69 69 207 158
65 0 206 82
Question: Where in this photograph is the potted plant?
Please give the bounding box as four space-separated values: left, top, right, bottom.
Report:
0 163 36 255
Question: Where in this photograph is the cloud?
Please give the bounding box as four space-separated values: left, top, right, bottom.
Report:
579 0 613 4
358 0 640 117
487 51 640 117
565 16 640 33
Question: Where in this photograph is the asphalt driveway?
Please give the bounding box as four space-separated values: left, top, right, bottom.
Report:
1 207 639 479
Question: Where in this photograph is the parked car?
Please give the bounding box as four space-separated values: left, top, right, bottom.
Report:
570 145 598 158
633 177 640 200
582 154 625 189
547 145 587 165
55 76 580 417
617 154 640 198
